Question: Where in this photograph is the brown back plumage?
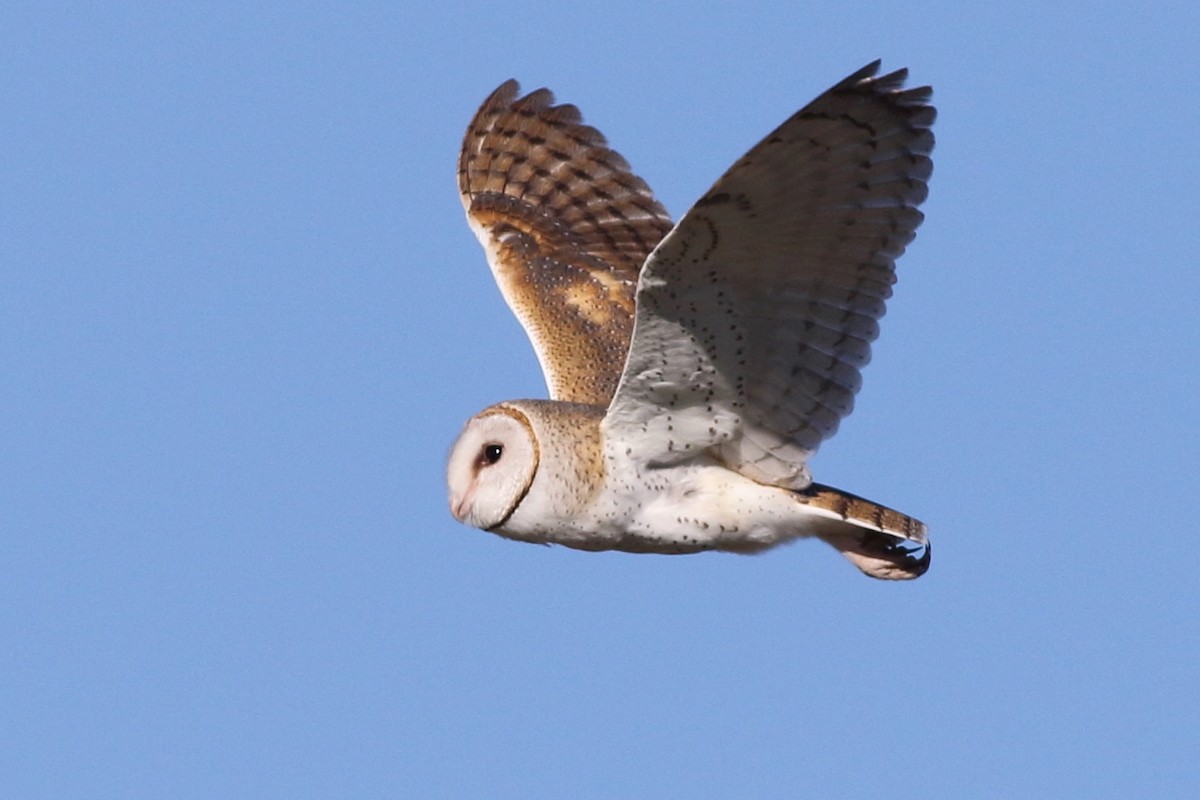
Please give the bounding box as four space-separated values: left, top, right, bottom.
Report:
458 80 674 406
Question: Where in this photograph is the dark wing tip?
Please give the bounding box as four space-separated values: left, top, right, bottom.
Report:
843 61 937 155
479 79 522 112
835 60 934 110
838 60 883 88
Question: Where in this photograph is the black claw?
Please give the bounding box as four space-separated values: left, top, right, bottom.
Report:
860 531 932 577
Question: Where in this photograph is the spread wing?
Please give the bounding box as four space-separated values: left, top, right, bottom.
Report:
458 80 674 406
602 61 935 488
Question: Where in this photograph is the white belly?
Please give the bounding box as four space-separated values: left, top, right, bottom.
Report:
582 465 822 554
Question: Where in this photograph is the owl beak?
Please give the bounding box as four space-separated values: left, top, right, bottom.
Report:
450 484 474 522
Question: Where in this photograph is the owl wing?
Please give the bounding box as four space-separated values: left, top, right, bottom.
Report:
459 80 675 406
602 62 934 488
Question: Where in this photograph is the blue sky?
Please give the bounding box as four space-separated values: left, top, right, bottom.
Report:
3 2 1198 797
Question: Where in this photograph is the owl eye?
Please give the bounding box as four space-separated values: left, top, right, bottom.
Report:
481 443 504 465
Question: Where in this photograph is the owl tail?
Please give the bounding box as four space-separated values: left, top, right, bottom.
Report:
797 483 931 580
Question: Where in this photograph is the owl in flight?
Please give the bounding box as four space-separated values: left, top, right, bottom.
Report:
447 61 934 579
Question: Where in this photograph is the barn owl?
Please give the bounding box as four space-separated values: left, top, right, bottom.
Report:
447 61 934 579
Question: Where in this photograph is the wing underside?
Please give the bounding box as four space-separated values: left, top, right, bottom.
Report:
603 61 935 488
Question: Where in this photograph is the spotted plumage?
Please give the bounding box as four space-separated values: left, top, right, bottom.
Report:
448 61 935 579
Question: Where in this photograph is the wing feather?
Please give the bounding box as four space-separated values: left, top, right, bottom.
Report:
458 80 674 405
603 61 934 488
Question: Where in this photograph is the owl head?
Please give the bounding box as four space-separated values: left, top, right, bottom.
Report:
446 406 538 531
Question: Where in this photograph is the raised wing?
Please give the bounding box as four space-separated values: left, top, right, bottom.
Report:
459 80 674 405
603 62 934 488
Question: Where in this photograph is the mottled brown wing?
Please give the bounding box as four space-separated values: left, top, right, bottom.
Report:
458 80 674 406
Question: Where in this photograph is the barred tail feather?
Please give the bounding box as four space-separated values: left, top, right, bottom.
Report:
797 483 931 580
